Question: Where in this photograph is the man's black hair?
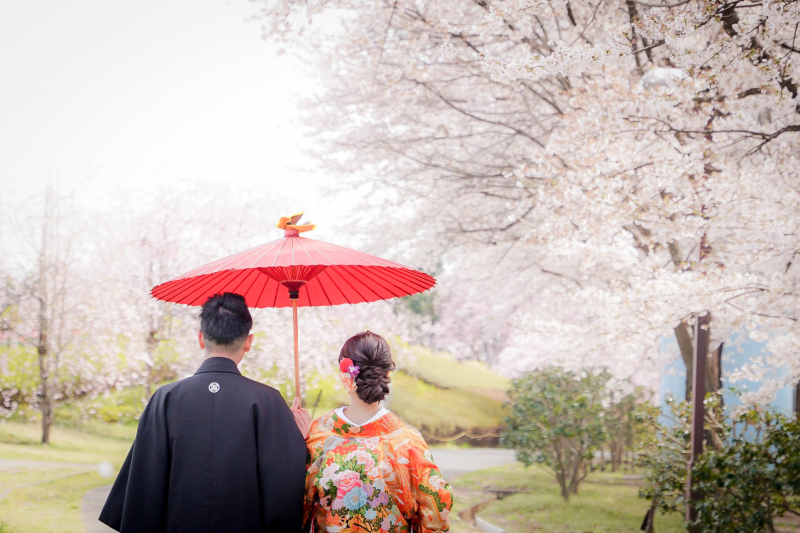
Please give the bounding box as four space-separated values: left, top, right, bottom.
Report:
200 293 253 346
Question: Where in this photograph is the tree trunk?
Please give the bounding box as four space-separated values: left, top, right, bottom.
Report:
556 471 569 501
610 445 617 473
44 385 55 444
567 452 585 495
610 440 621 472
38 344 52 445
674 322 694 400
765 495 775 533
553 438 571 501
625 0 645 76
644 498 658 533
706 342 723 395
675 321 723 401
38 220 52 445
794 381 800 417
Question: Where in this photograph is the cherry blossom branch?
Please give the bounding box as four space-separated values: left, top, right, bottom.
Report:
629 0 690 7
630 40 666 56
781 43 800 54
422 83 547 148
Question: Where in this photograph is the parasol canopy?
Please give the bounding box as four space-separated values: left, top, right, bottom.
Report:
150 235 435 308
150 213 435 400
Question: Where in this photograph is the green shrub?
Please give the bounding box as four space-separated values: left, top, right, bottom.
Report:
639 396 800 533
502 368 610 500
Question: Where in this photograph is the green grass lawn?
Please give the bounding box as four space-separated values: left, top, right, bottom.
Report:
0 420 134 464
0 349 510 532
0 420 133 533
1 471 113 533
454 462 686 533
1 420 690 533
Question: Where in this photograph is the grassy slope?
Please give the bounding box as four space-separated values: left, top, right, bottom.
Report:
393 349 507 437
302 348 509 437
390 372 505 434
455 462 686 533
395 346 509 391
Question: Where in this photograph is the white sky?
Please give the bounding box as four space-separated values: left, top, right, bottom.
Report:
0 0 345 237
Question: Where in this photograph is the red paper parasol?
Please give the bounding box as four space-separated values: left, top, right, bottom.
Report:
150 213 435 399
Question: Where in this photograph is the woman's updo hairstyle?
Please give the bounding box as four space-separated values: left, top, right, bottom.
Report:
339 331 395 404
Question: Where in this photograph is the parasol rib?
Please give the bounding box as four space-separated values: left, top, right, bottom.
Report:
248 272 270 307
349 265 407 298
187 270 247 306
329 266 376 303
255 277 279 308
228 269 260 301
191 242 264 276
300 238 338 266
313 271 335 306
319 268 356 305
245 239 284 269
270 238 291 267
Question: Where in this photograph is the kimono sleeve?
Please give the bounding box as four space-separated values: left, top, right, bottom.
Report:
98 390 170 532
409 443 453 533
257 390 308 531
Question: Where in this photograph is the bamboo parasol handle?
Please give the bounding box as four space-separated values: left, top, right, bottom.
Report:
292 298 301 405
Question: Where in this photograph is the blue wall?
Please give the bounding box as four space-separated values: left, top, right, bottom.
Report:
659 332 794 419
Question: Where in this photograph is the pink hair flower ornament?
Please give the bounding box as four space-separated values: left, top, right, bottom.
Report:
339 358 360 393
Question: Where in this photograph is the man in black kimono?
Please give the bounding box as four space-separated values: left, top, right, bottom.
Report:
99 292 310 532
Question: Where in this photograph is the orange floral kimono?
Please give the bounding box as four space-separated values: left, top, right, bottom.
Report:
304 410 453 533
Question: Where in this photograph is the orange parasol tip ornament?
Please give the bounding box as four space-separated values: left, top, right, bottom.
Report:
276 212 316 236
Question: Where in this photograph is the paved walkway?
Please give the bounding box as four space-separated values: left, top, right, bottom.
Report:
431 448 516 480
83 485 116 533
80 449 515 531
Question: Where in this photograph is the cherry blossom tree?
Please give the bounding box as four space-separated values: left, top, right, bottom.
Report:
94 185 423 402
0 188 105 442
251 0 800 401
0 181 443 430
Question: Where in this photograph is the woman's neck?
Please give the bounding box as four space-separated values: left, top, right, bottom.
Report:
343 396 382 425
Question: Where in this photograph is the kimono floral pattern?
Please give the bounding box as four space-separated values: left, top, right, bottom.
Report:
304 410 453 533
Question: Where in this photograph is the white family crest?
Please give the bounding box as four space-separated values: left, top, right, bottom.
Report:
208 382 220 393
